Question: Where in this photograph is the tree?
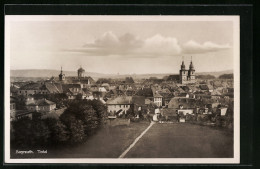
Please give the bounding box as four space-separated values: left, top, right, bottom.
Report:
31 118 50 146
68 119 85 144
11 117 34 148
43 118 69 144
197 75 216 79
90 100 108 126
59 100 107 143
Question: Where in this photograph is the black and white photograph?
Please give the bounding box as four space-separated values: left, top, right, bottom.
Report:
4 15 240 164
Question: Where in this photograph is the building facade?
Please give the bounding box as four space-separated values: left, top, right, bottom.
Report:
179 59 196 84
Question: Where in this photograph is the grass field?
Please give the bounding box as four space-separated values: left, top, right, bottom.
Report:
11 121 150 158
125 123 233 158
11 122 233 158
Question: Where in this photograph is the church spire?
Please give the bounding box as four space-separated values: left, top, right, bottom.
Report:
189 56 195 70
181 56 185 70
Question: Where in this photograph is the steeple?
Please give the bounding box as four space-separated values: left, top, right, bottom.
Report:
181 56 185 70
189 56 195 70
59 66 65 81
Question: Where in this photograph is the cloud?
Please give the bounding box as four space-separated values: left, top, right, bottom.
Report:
182 40 231 54
64 31 231 58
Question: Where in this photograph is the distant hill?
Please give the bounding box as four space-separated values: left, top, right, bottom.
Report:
196 70 233 77
10 69 107 80
10 69 233 81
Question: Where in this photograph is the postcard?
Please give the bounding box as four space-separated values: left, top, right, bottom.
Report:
5 15 240 164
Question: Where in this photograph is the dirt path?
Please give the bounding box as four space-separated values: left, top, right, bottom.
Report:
118 121 155 158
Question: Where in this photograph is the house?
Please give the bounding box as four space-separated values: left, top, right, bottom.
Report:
18 82 62 96
18 83 49 96
151 87 163 107
62 84 82 99
157 88 174 107
153 91 163 107
82 88 94 100
106 96 145 117
101 83 110 90
26 98 56 112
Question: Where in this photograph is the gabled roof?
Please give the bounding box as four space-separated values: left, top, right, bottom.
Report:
27 99 56 106
151 87 163 98
45 83 60 93
20 83 47 90
54 83 63 93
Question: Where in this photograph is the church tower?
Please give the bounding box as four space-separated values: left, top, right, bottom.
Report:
188 56 196 82
179 56 187 84
59 67 65 81
78 66 85 79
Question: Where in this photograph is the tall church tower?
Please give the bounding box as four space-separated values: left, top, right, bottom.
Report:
188 56 195 82
179 57 187 84
59 67 65 81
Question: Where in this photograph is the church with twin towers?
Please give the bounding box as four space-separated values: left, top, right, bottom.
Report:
179 56 196 84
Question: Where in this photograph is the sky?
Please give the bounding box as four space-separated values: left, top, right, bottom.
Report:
7 16 237 74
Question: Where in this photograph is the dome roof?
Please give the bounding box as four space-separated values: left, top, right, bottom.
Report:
78 67 85 72
189 61 195 70
181 61 185 70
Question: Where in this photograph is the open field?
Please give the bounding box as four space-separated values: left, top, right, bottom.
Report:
11 122 150 158
11 122 233 158
125 123 233 158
